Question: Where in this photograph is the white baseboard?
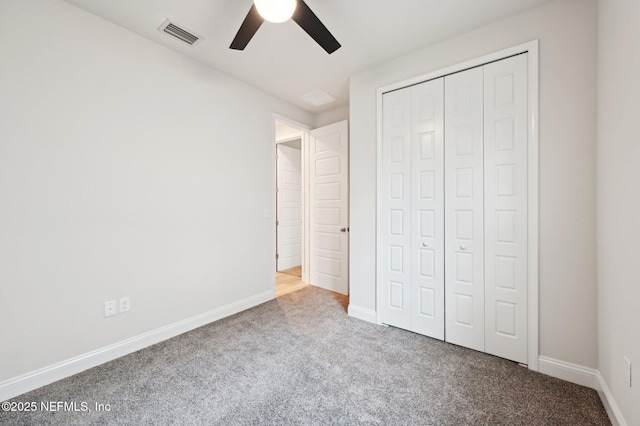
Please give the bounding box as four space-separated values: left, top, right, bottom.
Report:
0 290 274 403
538 356 628 426
538 356 599 389
596 371 628 426
347 304 377 324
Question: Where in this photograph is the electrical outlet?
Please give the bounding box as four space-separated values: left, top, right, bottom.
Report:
119 297 131 313
624 356 632 387
104 300 117 318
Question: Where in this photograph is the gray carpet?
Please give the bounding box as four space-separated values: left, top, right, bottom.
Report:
1 287 610 425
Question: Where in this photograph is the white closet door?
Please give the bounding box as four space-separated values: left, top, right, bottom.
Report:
484 54 528 363
444 67 485 352
380 88 412 329
410 79 445 339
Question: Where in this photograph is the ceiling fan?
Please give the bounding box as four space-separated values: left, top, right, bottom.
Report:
230 0 341 54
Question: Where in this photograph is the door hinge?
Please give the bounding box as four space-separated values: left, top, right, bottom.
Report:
276 220 279 226
276 253 279 260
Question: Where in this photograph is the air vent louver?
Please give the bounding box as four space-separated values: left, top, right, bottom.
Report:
158 20 201 46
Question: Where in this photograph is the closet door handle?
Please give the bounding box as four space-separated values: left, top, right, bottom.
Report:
422 242 429 247
459 245 467 251
340 227 347 233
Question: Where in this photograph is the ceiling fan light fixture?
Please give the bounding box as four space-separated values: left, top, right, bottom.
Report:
254 0 296 23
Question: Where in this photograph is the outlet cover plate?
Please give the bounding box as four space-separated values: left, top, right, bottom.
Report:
119 297 131 313
104 300 117 318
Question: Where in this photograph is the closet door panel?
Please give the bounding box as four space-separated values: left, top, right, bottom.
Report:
410 79 445 339
381 88 412 329
444 68 485 352
484 54 528 363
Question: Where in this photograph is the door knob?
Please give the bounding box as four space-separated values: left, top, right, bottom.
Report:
459 245 467 250
340 227 347 233
422 242 429 247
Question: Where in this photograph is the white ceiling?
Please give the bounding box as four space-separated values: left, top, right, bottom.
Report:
64 0 553 114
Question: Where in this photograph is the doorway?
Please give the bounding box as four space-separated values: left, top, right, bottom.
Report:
275 119 308 297
273 117 350 299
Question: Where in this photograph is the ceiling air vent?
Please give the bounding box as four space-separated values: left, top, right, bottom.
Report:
158 20 202 46
300 89 336 107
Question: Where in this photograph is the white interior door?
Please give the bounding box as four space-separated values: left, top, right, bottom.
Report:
483 54 528 363
444 67 485 352
276 142 302 271
309 120 349 295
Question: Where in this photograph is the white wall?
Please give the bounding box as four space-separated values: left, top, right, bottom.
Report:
350 0 598 368
315 105 350 128
597 0 640 423
0 0 313 384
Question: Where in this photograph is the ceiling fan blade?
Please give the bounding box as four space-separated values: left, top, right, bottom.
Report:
292 0 341 54
230 4 264 50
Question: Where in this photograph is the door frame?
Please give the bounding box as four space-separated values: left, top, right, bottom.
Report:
273 114 311 284
375 40 540 371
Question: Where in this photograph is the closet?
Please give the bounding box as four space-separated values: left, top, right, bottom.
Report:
380 54 528 364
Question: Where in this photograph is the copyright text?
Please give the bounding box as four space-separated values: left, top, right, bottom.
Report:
1 401 111 412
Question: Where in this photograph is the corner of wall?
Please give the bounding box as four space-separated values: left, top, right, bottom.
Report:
597 372 629 426
347 304 377 324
